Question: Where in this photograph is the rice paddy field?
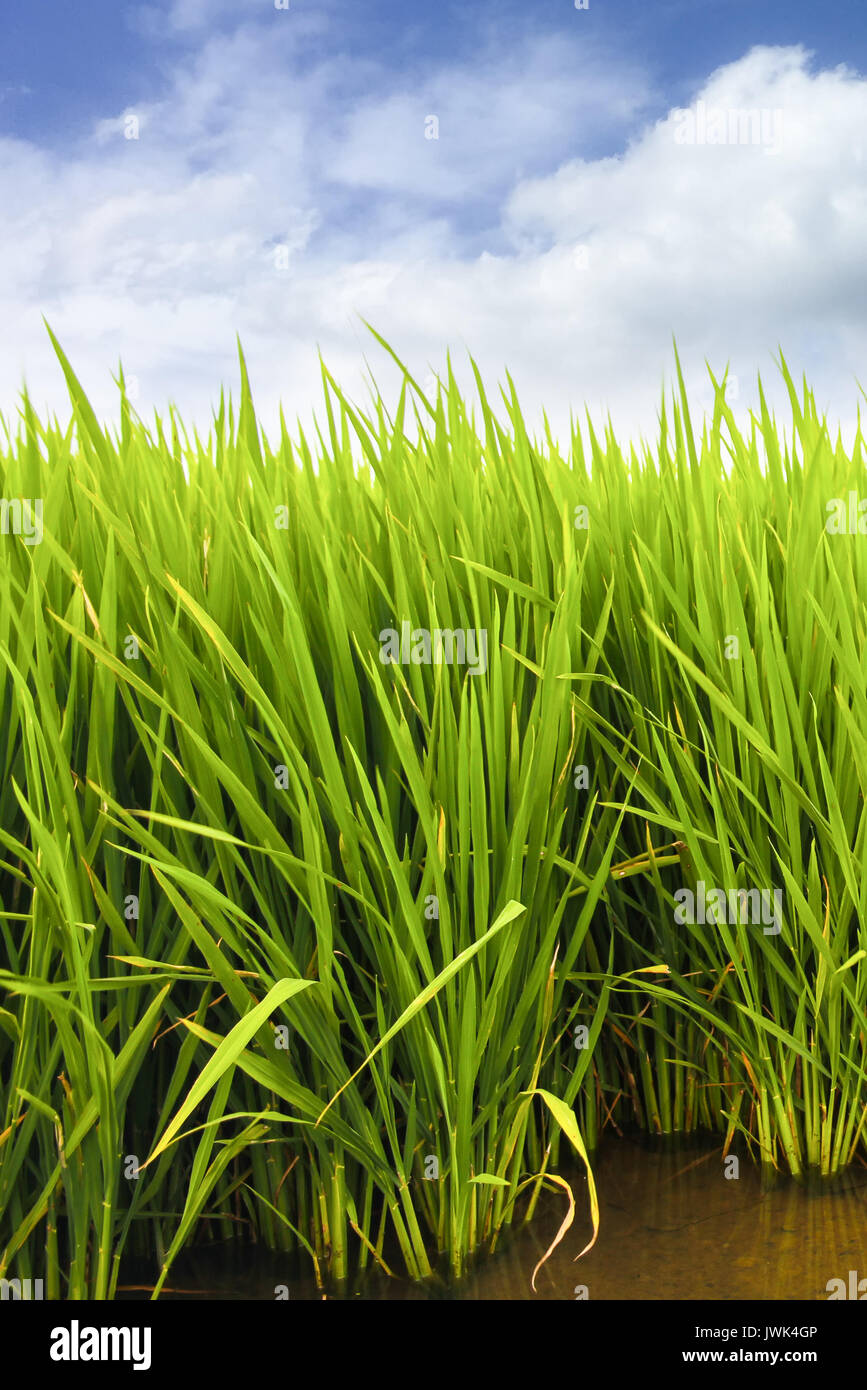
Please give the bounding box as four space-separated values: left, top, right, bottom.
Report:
2 326 867 1301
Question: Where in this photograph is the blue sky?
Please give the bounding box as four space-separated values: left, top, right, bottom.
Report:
1 0 866 447
3 1 865 138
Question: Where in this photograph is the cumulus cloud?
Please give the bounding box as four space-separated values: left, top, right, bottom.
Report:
321 35 653 203
1 30 865 458
498 44 867 437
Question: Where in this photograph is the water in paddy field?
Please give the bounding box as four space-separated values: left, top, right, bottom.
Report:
119 1135 867 1301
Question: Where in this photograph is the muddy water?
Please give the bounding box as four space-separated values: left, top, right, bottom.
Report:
136 1135 867 1300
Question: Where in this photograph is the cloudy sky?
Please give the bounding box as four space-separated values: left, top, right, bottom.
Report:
1 0 866 453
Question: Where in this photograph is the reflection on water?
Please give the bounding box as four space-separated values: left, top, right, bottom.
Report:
123 1135 867 1300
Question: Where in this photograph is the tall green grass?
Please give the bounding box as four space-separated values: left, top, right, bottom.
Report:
0 325 865 1298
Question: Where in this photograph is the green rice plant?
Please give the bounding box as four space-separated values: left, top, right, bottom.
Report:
0 327 637 1295
561 351 867 1173
0 324 865 1300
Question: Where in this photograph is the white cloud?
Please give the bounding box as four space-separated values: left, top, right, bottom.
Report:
321 35 653 201
1 37 866 459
